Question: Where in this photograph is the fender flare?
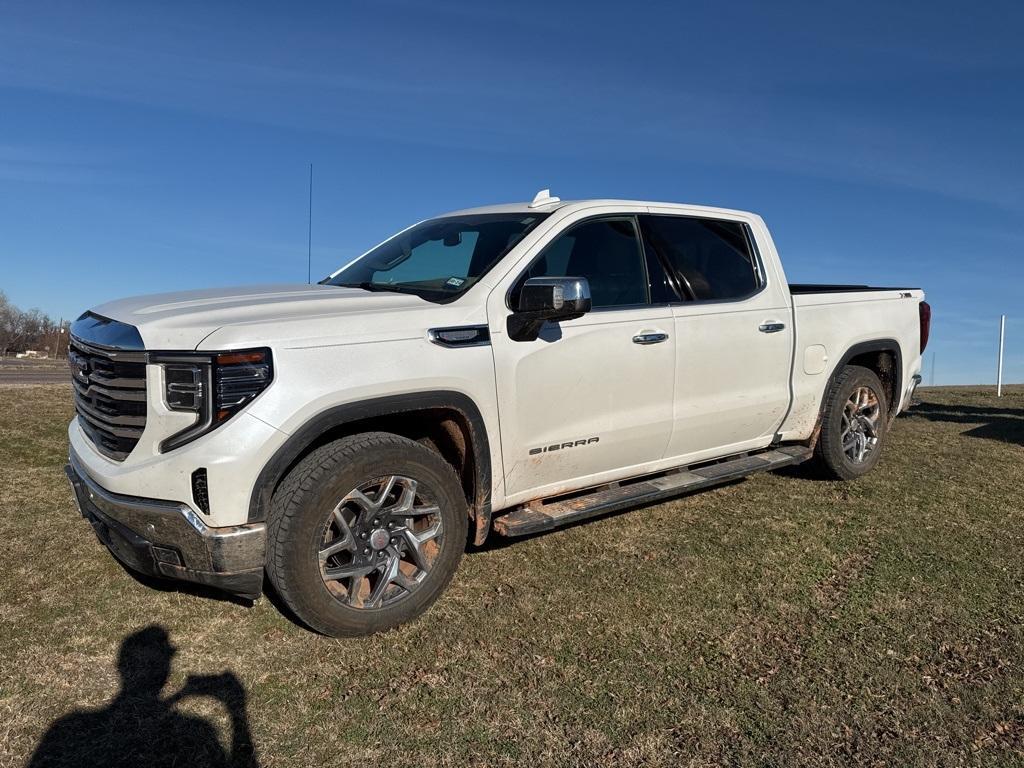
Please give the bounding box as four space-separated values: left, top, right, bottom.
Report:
821 338 904 419
247 391 492 539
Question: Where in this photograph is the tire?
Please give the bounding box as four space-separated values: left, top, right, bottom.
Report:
265 432 468 636
814 365 888 481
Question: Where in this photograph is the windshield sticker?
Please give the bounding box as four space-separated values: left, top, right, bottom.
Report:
445 277 465 288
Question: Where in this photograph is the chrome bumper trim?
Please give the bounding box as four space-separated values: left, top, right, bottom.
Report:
66 449 265 598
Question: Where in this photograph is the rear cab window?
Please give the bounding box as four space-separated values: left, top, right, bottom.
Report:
639 215 763 302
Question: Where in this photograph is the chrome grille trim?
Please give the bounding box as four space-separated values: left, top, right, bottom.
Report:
73 395 147 429
67 336 146 363
71 380 147 403
69 329 148 462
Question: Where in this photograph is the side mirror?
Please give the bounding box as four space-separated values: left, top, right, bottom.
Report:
507 277 592 342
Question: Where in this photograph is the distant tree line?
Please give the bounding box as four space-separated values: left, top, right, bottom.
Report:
0 292 70 358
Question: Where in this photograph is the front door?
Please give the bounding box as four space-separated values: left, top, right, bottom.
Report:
488 216 676 502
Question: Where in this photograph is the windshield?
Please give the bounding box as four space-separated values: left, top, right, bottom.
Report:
323 213 550 302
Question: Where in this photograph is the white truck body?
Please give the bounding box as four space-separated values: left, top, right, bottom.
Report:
65 194 927 627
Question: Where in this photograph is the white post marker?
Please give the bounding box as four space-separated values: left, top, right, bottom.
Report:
997 314 1006 397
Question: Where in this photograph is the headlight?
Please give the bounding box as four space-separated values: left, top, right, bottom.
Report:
165 364 206 411
155 348 273 451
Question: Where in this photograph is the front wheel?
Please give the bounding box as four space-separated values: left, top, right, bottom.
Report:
265 432 468 636
814 365 888 480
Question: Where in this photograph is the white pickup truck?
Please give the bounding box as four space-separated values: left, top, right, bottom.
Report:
66 191 929 636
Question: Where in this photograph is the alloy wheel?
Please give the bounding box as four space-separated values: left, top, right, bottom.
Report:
318 475 444 609
841 386 881 463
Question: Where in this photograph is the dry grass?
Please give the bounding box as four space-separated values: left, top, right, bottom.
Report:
1 384 1023 766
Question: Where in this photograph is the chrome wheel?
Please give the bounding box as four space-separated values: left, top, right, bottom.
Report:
318 475 443 609
841 386 881 463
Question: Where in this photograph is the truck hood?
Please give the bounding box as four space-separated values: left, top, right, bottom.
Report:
90 284 444 350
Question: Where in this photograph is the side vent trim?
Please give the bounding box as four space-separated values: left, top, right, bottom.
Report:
427 325 491 348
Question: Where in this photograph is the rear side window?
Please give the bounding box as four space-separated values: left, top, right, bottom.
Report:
517 218 649 308
640 215 761 301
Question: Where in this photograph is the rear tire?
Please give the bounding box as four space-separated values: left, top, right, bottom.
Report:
814 365 888 480
265 432 468 636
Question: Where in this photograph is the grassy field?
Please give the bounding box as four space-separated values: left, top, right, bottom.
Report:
2 384 1023 767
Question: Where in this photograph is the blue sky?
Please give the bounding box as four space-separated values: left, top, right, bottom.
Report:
1 0 1021 384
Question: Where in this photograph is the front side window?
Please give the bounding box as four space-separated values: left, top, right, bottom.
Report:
325 213 549 303
640 215 761 301
516 218 649 308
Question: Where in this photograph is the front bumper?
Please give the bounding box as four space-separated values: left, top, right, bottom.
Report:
66 450 266 600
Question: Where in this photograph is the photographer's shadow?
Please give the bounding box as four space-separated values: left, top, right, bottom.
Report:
29 626 258 768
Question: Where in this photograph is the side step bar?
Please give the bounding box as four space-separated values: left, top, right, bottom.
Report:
492 445 813 538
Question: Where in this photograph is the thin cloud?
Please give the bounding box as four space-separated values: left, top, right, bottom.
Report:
0 144 136 185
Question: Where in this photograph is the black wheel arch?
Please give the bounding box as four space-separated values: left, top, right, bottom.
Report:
822 339 904 421
248 391 493 542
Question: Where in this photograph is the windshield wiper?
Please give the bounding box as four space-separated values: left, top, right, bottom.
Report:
332 282 420 295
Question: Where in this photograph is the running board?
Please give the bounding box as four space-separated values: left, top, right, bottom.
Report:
492 445 813 538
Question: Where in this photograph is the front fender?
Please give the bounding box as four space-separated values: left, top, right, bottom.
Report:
246 390 493 543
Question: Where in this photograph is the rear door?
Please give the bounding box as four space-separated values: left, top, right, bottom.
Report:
487 213 676 502
640 211 793 463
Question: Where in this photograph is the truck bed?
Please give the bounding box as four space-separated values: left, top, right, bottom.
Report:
781 285 925 443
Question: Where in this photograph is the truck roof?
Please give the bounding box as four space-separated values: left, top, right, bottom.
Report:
443 189 758 221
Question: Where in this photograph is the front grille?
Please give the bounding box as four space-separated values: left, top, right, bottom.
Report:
69 338 147 461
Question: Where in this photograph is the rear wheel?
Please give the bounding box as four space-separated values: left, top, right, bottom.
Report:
814 365 888 480
265 432 468 636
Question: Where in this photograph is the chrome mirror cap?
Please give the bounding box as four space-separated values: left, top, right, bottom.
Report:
518 276 591 314
509 277 592 342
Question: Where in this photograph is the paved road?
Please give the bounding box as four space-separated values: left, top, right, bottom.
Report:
0 371 69 385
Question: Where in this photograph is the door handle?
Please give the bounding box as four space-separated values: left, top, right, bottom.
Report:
758 322 786 334
632 331 669 345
